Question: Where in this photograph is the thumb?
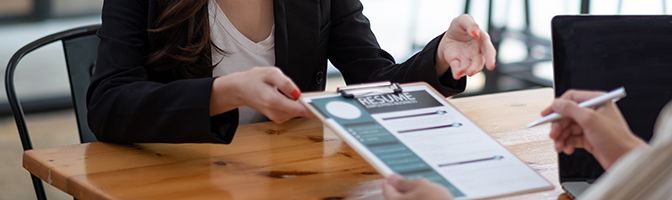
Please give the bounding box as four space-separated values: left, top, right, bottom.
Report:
382 181 403 199
387 175 421 193
551 99 596 127
455 14 479 38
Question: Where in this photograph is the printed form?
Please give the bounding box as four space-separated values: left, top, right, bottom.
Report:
302 84 553 199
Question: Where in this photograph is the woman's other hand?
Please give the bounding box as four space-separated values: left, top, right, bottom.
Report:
382 175 453 200
542 90 646 169
436 14 497 80
210 67 309 123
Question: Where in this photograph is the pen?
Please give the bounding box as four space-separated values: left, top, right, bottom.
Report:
526 87 626 128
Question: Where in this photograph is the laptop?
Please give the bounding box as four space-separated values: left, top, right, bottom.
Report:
551 15 672 198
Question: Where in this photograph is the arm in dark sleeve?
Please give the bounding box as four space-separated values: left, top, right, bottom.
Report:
86 0 238 144
327 0 465 96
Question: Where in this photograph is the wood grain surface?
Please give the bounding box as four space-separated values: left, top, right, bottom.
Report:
23 88 572 200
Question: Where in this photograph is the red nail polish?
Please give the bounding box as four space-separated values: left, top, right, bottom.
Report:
471 30 480 38
290 89 301 100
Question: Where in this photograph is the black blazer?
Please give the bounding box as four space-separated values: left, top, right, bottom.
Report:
87 0 466 144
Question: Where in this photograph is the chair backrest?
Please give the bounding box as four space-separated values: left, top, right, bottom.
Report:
5 24 100 149
4 24 100 200
63 30 99 143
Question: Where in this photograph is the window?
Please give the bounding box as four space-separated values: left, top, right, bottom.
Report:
0 0 102 23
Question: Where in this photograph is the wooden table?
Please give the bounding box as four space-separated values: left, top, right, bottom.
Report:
23 88 569 200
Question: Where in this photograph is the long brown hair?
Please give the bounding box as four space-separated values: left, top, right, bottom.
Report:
146 0 222 78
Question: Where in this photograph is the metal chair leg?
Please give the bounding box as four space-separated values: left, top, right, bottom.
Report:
31 174 47 200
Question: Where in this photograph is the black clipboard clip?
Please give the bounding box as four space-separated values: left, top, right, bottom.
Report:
337 81 403 98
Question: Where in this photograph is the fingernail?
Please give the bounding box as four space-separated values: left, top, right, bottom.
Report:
387 174 402 184
291 89 301 100
471 30 480 38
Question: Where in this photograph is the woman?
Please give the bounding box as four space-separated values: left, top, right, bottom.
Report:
87 0 496 143
384 90 672 199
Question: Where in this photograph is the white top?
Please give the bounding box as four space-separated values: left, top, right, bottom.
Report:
208 0 275 124
580 101 672 199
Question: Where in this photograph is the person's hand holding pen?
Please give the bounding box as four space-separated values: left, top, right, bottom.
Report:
541 90 646 169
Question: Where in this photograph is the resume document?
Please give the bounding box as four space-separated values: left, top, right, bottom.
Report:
302 83 553 199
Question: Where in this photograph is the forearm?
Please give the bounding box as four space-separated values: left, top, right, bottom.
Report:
327 1 464 96
209 76 242 116
87 77 235 143
356 34 464 95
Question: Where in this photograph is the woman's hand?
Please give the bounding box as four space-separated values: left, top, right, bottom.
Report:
210 67 310 123
382 175 453 200
436 14 497 80
542 90 646 169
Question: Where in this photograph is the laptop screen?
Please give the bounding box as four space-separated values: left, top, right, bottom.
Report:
552 15 672 182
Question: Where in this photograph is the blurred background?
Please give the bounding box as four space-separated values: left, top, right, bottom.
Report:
0 0 669 199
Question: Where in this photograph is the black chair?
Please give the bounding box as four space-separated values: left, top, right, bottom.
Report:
4 24 100 200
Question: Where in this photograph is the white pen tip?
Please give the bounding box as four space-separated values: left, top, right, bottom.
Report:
526 122 538 128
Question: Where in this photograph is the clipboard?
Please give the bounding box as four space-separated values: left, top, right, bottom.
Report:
300 82 554 199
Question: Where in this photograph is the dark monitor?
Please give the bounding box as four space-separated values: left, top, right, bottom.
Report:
552 15 672 183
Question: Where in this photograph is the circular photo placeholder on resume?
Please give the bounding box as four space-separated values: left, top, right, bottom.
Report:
325 101 362 120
